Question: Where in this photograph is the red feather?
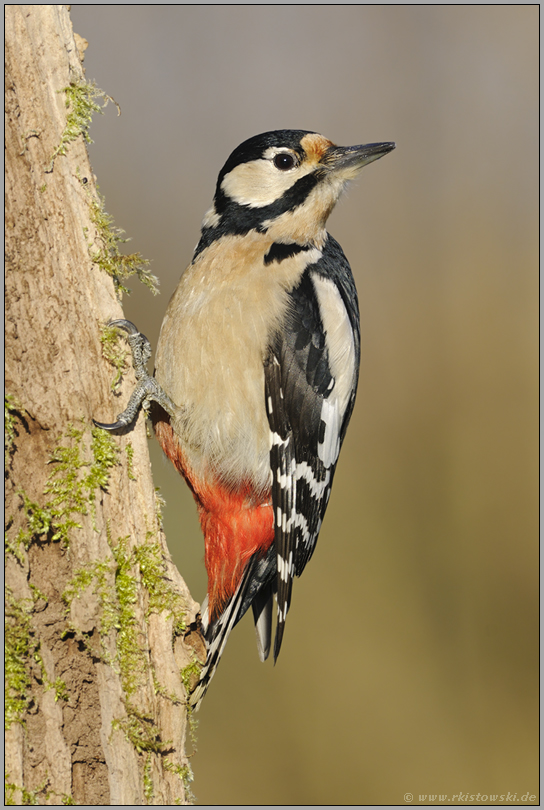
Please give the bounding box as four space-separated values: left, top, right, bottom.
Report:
154 415 274 619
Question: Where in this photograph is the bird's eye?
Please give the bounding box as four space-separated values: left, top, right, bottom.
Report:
273 153 296 171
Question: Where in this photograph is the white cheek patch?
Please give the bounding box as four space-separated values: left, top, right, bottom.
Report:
220 156 317 209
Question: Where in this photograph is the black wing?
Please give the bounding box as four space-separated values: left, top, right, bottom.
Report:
265 235 361 660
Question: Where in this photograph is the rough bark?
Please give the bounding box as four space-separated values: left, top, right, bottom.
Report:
5 6 203 805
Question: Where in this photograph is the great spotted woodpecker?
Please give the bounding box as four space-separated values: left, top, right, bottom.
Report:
96 130 395 709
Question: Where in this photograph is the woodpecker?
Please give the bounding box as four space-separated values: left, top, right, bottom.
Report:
96 130 395 710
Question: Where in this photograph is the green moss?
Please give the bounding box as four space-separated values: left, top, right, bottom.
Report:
134 536 186 632
4 776 16 806
151 672 183 707
179 661 200 750
48 79 156 297
112 707 169 755
88 427 120 491
179 661 201 696
99 323 129 392
44 424 119 544
143 754 154 803
62 533 130 653
62 531 193 802
5 422 119 734
36 428 192 801
109 535 147 696
5 496 49 564
6 424 119 559
4 774 47 806
85 183 158 297
43 431 89 543
28 583 47 606
108 532 189 696
164 759 195 805
4 531 24 566
3 775 69 806
62 566 96 606
61 556 116 657
48 80 115 170
5 583 71 731
4 590 38 729
13 493 54 553
125 442 136 481
5 395 24 468
51 677 69 703
62 531 187 698
154 488 166 530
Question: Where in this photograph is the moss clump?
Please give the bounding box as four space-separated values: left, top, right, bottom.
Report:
61 556 116 649
6 424 119 563
63 530 192 803
62 565 100 608
4 775 48 806
109 535 148 695
85 184 158 296
4 590 38 729
179 660 200 751
5 394 24 468
48 80 116 170
49 79 156 297
99 323 130 392
5 585 69 732
43 424 120 544
143 754 154 803
134 536 186 633
61 536 140 685
164 759 195 805
113 707 170 755
4 774 73 806
154 488 166 530
125 442 136 481
50 677 69 703
63 531 188 697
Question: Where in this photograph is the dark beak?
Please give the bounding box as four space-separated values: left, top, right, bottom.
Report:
325 141 396 176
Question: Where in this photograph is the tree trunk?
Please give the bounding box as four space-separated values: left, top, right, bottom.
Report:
5 5 203 804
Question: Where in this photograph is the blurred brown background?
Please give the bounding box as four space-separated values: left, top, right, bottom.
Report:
70 6 538 805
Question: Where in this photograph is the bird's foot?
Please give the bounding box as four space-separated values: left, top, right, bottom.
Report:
94 319 177 430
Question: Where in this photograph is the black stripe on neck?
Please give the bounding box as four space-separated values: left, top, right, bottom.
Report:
264 242 309 266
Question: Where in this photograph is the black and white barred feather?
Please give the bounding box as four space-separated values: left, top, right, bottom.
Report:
265 235 360 659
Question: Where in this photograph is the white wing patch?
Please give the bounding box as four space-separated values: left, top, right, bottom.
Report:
311 273 356 466
318 397 341 467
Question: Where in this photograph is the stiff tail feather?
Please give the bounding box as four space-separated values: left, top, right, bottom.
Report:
189 546 276 710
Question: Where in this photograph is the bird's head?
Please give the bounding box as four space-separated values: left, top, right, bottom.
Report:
201 130 395 247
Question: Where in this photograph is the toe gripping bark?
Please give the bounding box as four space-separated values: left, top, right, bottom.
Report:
94 319 177 431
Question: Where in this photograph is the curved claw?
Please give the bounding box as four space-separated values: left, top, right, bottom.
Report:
93 420 124 431
108 319 152 370
108 318 140 336
94 319 177 431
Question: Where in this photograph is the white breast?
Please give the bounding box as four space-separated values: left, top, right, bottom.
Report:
154 232 316 493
